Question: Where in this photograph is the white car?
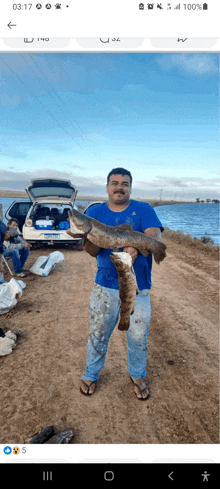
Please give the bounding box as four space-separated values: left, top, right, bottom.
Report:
83 201 104 213
5 178 83 247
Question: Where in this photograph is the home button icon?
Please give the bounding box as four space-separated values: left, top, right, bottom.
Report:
104 471 114 481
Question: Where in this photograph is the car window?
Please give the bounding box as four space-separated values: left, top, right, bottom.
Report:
8 201 32 217
30 187 73 199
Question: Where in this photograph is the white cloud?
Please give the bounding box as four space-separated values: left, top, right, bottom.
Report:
0 170 219 200
157 54 218 76
132 175 220 199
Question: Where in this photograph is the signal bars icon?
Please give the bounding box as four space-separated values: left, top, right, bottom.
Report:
174 3 180 8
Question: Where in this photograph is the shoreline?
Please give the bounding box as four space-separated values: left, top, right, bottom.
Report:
0 194 218 246
0 190 195 207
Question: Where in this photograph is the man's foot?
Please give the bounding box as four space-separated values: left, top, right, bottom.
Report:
80 379 97 396
130 377 150 400
16 272 26 278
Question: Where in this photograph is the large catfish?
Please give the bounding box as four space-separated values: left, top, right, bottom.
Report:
68 208 166 264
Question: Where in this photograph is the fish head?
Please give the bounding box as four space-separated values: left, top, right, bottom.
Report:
68 209 92 236
110 251 132 272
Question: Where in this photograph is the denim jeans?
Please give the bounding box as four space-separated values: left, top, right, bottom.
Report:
82 283 151 382
3 248 29 274
0 272 5 284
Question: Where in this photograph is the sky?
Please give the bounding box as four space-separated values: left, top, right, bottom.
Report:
0 52 219 200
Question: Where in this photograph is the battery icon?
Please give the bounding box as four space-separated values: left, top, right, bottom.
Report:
203 3 208 9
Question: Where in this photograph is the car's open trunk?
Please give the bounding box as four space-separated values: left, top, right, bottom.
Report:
30 204 71 231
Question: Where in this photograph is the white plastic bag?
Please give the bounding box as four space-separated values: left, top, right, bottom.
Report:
29 251 64 277
0 331 17 356
0 279 26 315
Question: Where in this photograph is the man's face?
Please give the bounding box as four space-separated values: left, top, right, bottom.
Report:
4 230 10 240
10 221 18 229
106 174 132 205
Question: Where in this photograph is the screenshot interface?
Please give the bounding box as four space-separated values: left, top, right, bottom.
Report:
0 0 219 482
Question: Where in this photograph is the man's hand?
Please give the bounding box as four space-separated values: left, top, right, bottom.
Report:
123 246 138 263
24 242 31 249
144 227 161 241
66 228 84 239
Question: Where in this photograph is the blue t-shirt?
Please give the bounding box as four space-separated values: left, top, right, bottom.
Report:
85 200 164 291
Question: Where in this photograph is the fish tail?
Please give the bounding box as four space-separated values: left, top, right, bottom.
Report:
153 241 167 264
117 317 130 331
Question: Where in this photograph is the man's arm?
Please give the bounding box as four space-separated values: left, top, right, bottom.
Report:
3 241 24 250
15 235 25 245
123 227 162 262
83 239 100 257
66 228 100 257
15 235 31 249
144 227 162 241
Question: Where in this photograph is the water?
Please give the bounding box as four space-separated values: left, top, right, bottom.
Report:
0 197 30 222
0 198 219 246
155 202 220 246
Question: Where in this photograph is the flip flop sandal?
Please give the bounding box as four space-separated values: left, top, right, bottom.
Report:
80 380 97 396
130 377 150 401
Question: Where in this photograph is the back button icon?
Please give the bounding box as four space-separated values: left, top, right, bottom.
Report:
168 471 174 481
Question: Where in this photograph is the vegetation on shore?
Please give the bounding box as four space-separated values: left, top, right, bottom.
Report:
76 197 194 208
163 227 219 256
0 190 194 207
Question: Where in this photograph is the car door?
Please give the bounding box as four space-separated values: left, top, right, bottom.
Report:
5 201 32 232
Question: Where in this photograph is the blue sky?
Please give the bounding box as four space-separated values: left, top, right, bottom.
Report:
0 52 219 199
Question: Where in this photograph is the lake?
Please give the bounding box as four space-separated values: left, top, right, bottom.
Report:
155 202 220 246
0 198 219 246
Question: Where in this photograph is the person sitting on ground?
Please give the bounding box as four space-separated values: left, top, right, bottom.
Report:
3 219 31 277
0 220 6 283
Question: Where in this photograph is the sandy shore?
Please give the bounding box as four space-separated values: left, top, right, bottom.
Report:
0 232 219 444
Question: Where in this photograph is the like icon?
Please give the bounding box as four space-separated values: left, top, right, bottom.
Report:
3 446 12 455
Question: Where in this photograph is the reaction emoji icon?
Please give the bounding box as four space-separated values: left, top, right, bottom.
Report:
13 446 20 455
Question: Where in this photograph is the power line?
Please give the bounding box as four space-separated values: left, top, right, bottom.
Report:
22 53 88 140
0 55 84 149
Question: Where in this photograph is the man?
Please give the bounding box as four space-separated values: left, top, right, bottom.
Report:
79 168 164 400
0 220 6 283
3 219 31 277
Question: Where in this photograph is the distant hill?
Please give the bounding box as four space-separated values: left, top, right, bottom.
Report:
0 190 27 198
0 190 194 207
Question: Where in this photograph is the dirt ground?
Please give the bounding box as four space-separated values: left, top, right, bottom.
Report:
0 234 219 445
